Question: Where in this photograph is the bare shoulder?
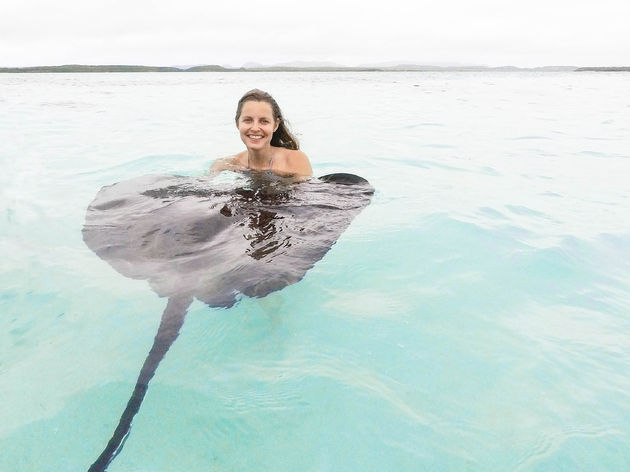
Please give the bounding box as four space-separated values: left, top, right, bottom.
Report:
209 153 247 174
276 148 313 177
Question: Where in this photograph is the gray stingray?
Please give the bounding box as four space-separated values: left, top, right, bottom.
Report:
82 171 373 471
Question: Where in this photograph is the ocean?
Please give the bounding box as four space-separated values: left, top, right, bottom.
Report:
1 71 629 470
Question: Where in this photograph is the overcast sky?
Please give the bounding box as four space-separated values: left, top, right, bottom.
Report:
2 0 628 68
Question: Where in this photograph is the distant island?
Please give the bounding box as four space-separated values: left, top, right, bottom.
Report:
575 67 630 72
1 64 628 73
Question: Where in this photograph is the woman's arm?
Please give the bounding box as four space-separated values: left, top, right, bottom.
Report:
209 156 243 175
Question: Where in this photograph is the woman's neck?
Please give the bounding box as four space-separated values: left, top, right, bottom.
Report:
247 147 273 170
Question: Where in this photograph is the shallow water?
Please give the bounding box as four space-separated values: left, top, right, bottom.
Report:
1 71 630 470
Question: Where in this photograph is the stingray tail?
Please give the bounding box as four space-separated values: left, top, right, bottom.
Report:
88 295 193 472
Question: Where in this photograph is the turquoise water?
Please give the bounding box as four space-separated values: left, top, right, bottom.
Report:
2 72 630 471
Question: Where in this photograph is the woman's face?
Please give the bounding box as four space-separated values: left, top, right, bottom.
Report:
237 100 279 150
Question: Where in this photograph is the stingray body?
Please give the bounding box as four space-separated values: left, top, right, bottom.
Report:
82 172 373 471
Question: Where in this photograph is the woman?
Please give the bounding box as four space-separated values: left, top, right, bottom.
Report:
211 89 313 179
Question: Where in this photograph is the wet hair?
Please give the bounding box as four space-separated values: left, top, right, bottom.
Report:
235 89 299 150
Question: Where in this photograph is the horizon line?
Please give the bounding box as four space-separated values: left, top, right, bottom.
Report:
2 63 629 73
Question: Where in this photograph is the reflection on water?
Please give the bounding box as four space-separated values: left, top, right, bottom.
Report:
244 209 290 261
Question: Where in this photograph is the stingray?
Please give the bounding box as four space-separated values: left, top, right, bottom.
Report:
82 171 373 471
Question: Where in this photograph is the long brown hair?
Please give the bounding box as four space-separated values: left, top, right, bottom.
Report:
235 89 299 150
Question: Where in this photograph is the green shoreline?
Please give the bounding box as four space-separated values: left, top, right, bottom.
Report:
1 64 628 73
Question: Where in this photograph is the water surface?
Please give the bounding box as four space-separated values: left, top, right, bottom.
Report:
1 71 630 470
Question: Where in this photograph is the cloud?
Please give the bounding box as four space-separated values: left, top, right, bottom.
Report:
1 0 629 67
